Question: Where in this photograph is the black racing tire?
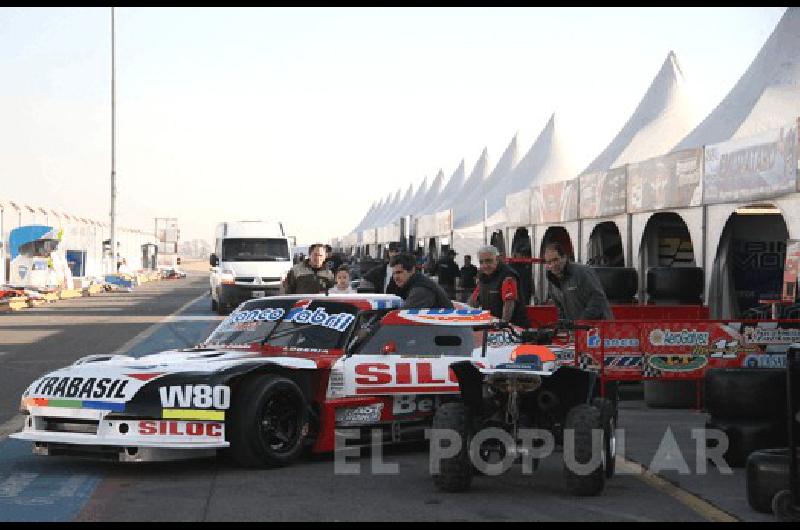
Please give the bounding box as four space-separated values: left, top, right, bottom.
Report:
592 398 617 479
646 267 704 303
706 418 787 468
772 489 800 521
704 368 787 420
563 403 606 496
431 402 473 492
228 374 309 468
644 380 699 409
591 267 638 302
747 448 797 513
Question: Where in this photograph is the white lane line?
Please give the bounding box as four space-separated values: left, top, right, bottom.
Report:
165 315 222 322
0 473 38 497
55 475 89 498
112 292 208 355
0 415 25 441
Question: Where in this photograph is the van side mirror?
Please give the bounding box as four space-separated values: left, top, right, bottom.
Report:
210 254 218 267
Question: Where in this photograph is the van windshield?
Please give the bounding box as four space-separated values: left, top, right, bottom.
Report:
222 238 290 262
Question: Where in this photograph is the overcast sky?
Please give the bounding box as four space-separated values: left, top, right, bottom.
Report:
0 7 787 245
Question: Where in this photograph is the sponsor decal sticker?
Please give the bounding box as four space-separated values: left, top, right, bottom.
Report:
647 354 708 372
743 327 800 345
33 376 130 400
223 307 355 332
159 385 230 409
138 420 223 437
586 328 640 349
399 308 493 326
742 353 786 369
648 329 710 347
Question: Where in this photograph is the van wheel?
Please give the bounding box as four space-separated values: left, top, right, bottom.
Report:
211 297 218 312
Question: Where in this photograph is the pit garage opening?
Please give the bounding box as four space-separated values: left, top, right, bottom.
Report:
587 222 637 304
639 212 702 305
586 221 624 267
538 226 574 304
708 204 790 319
510 227 534 305
489 230 506 257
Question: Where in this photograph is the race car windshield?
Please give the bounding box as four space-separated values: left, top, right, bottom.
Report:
222 238 290 262
204 299 359 350
356 324 482 356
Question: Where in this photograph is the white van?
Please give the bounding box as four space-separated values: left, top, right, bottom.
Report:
209 221 293 314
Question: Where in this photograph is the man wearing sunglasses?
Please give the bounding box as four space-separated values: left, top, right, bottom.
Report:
469 245 531 328
543 241 613 323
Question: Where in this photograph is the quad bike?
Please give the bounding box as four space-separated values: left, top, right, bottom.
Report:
430 321 618 496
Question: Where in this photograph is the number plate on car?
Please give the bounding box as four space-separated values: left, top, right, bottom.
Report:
252 291 265 298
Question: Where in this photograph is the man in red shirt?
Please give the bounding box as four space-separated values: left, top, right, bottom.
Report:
469 245 531 328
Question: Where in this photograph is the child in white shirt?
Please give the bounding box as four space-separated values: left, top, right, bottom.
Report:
329 265 355 294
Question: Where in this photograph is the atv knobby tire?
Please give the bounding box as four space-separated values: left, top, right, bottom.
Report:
592 397 617 479
563 403 606 496
431 402 473 492
228 374 309 468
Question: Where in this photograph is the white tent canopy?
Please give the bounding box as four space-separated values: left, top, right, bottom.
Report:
583 50 697 173
673 7 800 150
415 169 446 216
428 159 466 214
454 138 518 229
447 148 490 223
401 177 429 218
510 113 579 191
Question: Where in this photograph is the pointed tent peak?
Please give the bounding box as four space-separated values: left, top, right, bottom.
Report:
436 169 444 179
667 50 683 77
582 49 696 173
673 7 800 149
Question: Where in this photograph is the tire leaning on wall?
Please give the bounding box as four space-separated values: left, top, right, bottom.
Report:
646 267 704 303
590 267 638 302
706 418 787 468
704 368 787 421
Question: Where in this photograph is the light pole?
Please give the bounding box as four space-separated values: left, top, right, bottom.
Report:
110 6 117 273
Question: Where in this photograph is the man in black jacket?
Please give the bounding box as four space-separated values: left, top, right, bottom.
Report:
363 241 401 294
470 245 530 328
432 249 460 301
544 242 613 321
390 253 453 309
284 243 335 294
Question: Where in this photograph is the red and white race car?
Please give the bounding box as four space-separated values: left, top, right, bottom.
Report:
13 294 556 467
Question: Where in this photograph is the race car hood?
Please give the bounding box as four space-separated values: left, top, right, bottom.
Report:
21 348 318 406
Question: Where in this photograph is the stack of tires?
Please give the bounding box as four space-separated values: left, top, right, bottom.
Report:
643 267 705 408
704 368 789 468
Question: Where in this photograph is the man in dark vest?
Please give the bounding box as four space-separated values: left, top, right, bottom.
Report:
390 253 453 309
284 243 335 294
469 245 531 328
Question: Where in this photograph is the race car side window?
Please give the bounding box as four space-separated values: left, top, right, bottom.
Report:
345 309 392 354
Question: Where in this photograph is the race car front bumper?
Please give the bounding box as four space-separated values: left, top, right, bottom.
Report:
11 407 228 462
